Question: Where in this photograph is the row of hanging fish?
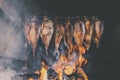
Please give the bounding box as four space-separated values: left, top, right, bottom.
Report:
23 16 104 80
23 16 104 58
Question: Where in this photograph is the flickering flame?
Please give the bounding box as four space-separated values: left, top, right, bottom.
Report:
26 16 103 80
0 9 103 79
39 66 48 80
0 1 104 80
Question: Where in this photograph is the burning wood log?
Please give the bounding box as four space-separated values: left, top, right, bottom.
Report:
40 16 54 56
18 72 40 80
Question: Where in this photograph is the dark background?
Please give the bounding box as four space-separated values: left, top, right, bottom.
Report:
0 0 120 80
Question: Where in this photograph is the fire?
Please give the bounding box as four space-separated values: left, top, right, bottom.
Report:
52 54 67 80
24 16 103 80
0 0 104 80
28 77 34 80
39 66 48 80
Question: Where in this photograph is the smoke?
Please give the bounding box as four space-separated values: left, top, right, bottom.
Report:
0 0 29 80
0 20 24 79
0 0 50 79
0 0 29 25
0 20 24 59
0 66 18 80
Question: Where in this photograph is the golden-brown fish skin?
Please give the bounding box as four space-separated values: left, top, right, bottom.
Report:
64 17 74 60
73 19 86 54
24 16 40 57
54 17 65 50
73 19 87 71
93 17 104 48
54 25 65 58
84 17 94 51
40 16 54 55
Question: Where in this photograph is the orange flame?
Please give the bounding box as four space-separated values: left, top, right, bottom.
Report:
24 16 103 80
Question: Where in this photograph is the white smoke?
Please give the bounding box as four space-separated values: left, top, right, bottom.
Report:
0 20 24 59
0 66 18 80
0 0 28 26
0 0 28 80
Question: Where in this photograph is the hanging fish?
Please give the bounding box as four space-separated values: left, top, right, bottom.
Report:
93 17 104 48
27 16 40 57
84 16 94 51
73 18 86 54
40 16 54 56
54 17 65 59
24 17 31 48
64 17 73 60
72 17 87 69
